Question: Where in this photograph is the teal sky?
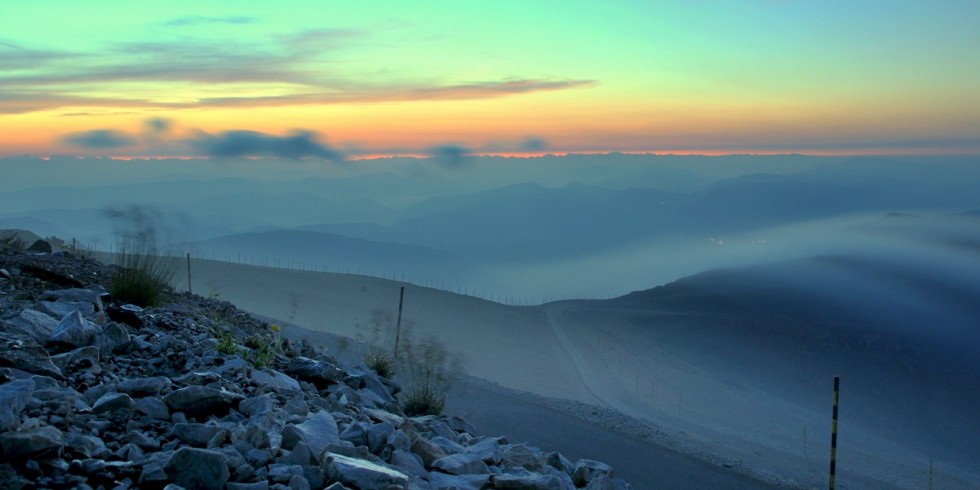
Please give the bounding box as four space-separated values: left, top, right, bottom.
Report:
2 1 978 157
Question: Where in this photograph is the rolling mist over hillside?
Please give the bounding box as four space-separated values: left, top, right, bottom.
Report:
4 153 979 301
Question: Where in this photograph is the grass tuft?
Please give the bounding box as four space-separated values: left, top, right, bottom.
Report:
365 348 396 378
401 376 446 417
110 245 176 307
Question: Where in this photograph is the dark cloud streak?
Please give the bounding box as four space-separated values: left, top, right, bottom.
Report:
61 129 135 149
187 130 345 160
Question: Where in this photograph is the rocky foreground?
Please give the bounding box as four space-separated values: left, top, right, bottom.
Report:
0 249 629 490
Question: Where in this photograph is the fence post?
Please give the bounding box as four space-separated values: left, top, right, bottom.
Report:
394 286 405 358
829 376 840 490
186 253 192 294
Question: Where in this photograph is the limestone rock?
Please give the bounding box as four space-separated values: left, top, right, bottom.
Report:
1 309 59 343
91 392 135 414
117 376 172 397
427 471 490 490
0 426 63 458
0 334 63 379
163 385 243 419
0 379 34 431
572 459 615 487
321 452 409 489
431 452 491 475
171 423 229 448
135 396 170 420
250 368 301 393
285 357 344 387
494 473 565 490
47 310 101 349
280 410 339 457
163 447 230 490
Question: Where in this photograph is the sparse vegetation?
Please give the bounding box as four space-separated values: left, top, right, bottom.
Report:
365 348 395 378
110 245 177 307
244 331 281 368
401 373 446 416
0 233 27 253
105 205 179 307
353 308 462 416
215 330 239 355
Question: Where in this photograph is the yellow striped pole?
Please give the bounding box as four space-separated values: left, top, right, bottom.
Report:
829 376 840 490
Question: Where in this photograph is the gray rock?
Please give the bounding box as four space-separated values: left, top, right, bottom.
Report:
35 301 95 320
47 310 102 349
572 459 615 487
447 415 478 436
1 309 59 343
92 392 135 414
50 345 101 374
278 441 315 466
246 447 273 467
545 452 574 475
366 421 394 455
244 423 272 449
228 482 271 490
101 322 130 352
163 385 243 419
0 334 63 379
139 449 175 486
135 396 170 420
585 474 618 490
288 474 311 490
504 444 544 471
123 430 160 451
285 357 344 387
284 397 309 417
465 436 505 465
431 435 465 455
390 448 426 476
171 423 229 448
0 426 63 458
427 471 490 490
26 239 53 254
412 435 448 467
117 376 172 397
387 429 412 453
280 410 339 457
239 394 275 417
64 433 109 459
322 452 409 489
431 453 490 475
164 447 230 490
0 379 34 431
39 289 104 310
494 473 564 490
269 463 304 483
250 368 301 393
339 420 368 446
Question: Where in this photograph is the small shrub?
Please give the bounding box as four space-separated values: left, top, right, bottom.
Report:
401 375 446 417
215 331 239 355
0 234 27 253
109 242 177 307
365 348 395 378
244 333 281 368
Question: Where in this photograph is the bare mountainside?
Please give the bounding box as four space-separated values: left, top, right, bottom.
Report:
178 242 980 489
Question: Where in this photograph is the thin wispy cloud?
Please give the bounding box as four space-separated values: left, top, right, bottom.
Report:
187 130 345 160
0 30 596 115
61 129 135 149
164 16 257 27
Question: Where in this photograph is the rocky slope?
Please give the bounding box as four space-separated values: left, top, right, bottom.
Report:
0 249 629 490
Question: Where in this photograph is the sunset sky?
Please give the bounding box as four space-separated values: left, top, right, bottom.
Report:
2 1 978 158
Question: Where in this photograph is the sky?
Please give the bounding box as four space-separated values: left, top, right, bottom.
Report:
1 0 979 158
